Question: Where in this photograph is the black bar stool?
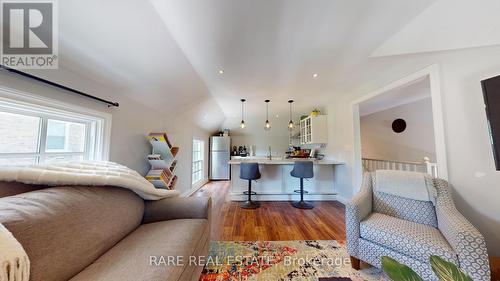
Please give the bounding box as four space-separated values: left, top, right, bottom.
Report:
290 161 314 209
240 162 261 209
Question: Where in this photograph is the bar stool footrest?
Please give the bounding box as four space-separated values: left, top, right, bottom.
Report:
294 190 309 194
243 191 257 195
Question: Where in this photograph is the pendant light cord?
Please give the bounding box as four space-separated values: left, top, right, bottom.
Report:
288 99 294 126
241 98 246 122
265 99 270 121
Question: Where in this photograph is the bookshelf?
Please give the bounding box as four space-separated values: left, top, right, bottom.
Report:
145 132 179 189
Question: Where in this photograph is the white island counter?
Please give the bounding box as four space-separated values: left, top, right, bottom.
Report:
228 158 344 201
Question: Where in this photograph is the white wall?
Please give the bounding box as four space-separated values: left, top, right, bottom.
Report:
360 98 436 162
0 66 225 196
325 45 500 255
231 135 289 157
227 116 292 157
166 97 225 195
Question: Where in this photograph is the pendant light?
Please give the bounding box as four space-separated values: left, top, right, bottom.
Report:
264 99 271 131
288 100 294 130
240 99 246 129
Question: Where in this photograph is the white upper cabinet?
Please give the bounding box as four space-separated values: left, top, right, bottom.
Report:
299 115 328 144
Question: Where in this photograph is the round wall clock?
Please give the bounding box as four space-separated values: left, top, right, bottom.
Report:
392 118 406 133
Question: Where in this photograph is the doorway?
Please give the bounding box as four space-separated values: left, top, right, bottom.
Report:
351 65 448 190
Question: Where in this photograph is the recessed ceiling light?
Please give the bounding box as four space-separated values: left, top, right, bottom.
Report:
313 73 319 78
275 114 279 118
218 70 224 74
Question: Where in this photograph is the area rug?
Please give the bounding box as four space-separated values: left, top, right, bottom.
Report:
199 240 384 281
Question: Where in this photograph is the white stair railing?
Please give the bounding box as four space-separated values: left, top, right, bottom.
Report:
362 157 439 178
423 157 439 178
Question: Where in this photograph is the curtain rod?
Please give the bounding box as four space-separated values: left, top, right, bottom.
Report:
0 65 119 107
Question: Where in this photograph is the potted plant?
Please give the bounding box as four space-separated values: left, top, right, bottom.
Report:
381 255 472 281
311 109 321 117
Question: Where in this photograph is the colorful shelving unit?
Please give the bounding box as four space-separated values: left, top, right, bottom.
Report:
145 133 179 189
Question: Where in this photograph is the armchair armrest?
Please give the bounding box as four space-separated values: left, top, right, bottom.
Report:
434 179 490 281
345 173 373 257
142 196 212 224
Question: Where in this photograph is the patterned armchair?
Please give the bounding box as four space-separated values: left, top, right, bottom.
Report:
346 172 490 280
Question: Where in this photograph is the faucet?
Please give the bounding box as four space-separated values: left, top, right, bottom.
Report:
268 146 272 160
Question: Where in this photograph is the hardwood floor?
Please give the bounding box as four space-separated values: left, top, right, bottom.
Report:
192 180 346 241
491 257 500 281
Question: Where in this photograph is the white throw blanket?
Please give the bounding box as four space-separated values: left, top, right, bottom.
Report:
0 161 179 200
374 170 436 203
0 224 29 281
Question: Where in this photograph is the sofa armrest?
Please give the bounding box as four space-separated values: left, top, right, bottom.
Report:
142 196 212 224
434 179 490 281
345 173 373 257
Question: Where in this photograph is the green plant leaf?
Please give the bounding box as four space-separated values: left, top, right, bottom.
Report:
381 256 424 281
429 256 473 281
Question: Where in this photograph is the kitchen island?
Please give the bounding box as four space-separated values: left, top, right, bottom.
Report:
228 158 344 201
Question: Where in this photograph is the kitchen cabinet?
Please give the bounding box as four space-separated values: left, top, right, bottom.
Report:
300 115 328 144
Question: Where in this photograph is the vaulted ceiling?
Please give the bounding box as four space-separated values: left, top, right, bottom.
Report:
149 0 436 122
34 0 500 130
58 0 211 112
359 76 431 117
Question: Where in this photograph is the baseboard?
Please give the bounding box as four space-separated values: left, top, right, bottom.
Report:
336 194 349 205
182 179 209 197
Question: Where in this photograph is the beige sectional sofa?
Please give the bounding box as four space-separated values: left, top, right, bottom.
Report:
0 183 211 281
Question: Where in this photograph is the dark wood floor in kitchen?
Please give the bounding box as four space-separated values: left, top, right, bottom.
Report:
192 181 346 241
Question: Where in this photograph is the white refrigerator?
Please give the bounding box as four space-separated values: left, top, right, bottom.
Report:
209 136 230 180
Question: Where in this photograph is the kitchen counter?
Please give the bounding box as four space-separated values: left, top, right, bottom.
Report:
228 158 344 165
228 157 344 201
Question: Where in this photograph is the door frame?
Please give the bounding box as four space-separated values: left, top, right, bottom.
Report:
350 64 448 190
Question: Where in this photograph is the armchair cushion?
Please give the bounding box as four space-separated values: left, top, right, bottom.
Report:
347 173 490 281
373 191 438 227
360 213 458 264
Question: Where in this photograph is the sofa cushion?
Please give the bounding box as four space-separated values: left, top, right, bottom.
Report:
0 186 144 281
360 212 458 264
0 181 47 198
69 219 209 281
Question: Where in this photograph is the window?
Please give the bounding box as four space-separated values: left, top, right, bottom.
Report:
192 139 204 184
0 89 110 165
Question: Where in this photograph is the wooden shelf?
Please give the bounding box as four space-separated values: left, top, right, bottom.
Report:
169 160 178 173
168 175 178 190
146 133 179 190
171 147 179 158
149 132 173 148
